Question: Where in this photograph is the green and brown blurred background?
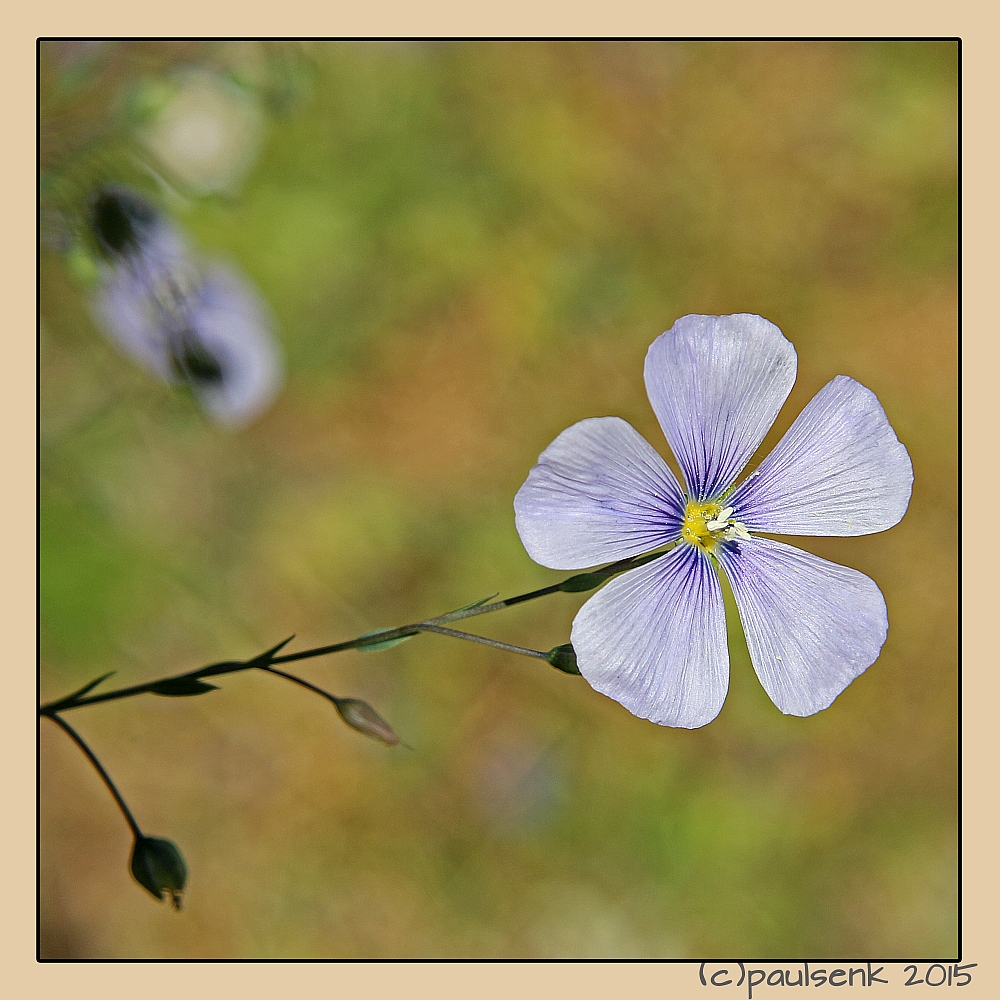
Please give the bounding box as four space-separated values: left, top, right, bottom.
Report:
39 40 957 959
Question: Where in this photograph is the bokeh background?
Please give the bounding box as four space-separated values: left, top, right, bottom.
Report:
39 40 957 959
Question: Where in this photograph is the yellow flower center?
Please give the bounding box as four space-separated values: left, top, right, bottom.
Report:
680 501 751 551
681 500 725 550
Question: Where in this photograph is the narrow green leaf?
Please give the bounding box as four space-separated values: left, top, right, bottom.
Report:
558 551 672 595
356 628 419 652
54 670 117 706
447 594 499 614
245 635 296 668
559 571 609 593
149 677 220 697
194 637 296 679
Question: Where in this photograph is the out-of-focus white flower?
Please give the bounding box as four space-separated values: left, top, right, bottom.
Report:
138 69 264 196
89 187 283 428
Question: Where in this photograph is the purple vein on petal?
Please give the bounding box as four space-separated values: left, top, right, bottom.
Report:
514 416 686 570
716 536 888 717
571 542 729 728
728 375 913 536
644 314 797 501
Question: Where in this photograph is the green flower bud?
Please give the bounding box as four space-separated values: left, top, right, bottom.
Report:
546 643 580 674
130 836 187 910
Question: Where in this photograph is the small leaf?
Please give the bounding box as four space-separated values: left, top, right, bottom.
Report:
447 594 499 614
334 698 406 747
56 671 117 706
130 836 187 910
356 629 419 652
245 635 296 668
558 551 670 595
149 677 219 697
559 572 609 593
195 637 296 680
546 643 581 674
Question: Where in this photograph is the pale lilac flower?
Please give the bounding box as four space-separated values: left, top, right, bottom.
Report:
514 314 913 728
89 187 283 428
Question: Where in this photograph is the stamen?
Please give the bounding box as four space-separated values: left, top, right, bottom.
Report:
683 499 752 550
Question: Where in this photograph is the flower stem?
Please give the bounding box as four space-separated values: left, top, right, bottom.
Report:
414 623 550 660
42 712 143 841
38 546 673 715
38 638 296 714
259 664 341 705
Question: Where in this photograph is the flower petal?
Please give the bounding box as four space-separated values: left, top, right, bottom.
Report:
92 267 175 380
728 376 913 536
514 417 685 570
715 536 887 717
571 543 729 728
92 261 283 428
182 264 284 428
644 314 797 501
91 229 195 383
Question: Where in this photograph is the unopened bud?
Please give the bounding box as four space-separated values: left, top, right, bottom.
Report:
546 643 580 674
130 836 187 910
334 698 406 747
89 187 158 260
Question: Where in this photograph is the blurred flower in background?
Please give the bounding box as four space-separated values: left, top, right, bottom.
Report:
470 731 565 833
89 186 282 428
138 68 266 197
39 40 291 429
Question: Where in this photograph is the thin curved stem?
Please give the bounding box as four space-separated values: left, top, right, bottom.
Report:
260 664 339 705
42 712 143 840
415 623 549 659
260 663 411 749
39 545 674 716
38 638 296 714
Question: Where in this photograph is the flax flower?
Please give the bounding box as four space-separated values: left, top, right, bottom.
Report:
89 187 282 428
514 314 912 728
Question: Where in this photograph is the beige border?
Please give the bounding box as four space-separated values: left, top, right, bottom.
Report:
15 6 991 999
957 7 998 1000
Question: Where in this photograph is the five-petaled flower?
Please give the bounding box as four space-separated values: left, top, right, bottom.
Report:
89 186 283 428
514 314 913 728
